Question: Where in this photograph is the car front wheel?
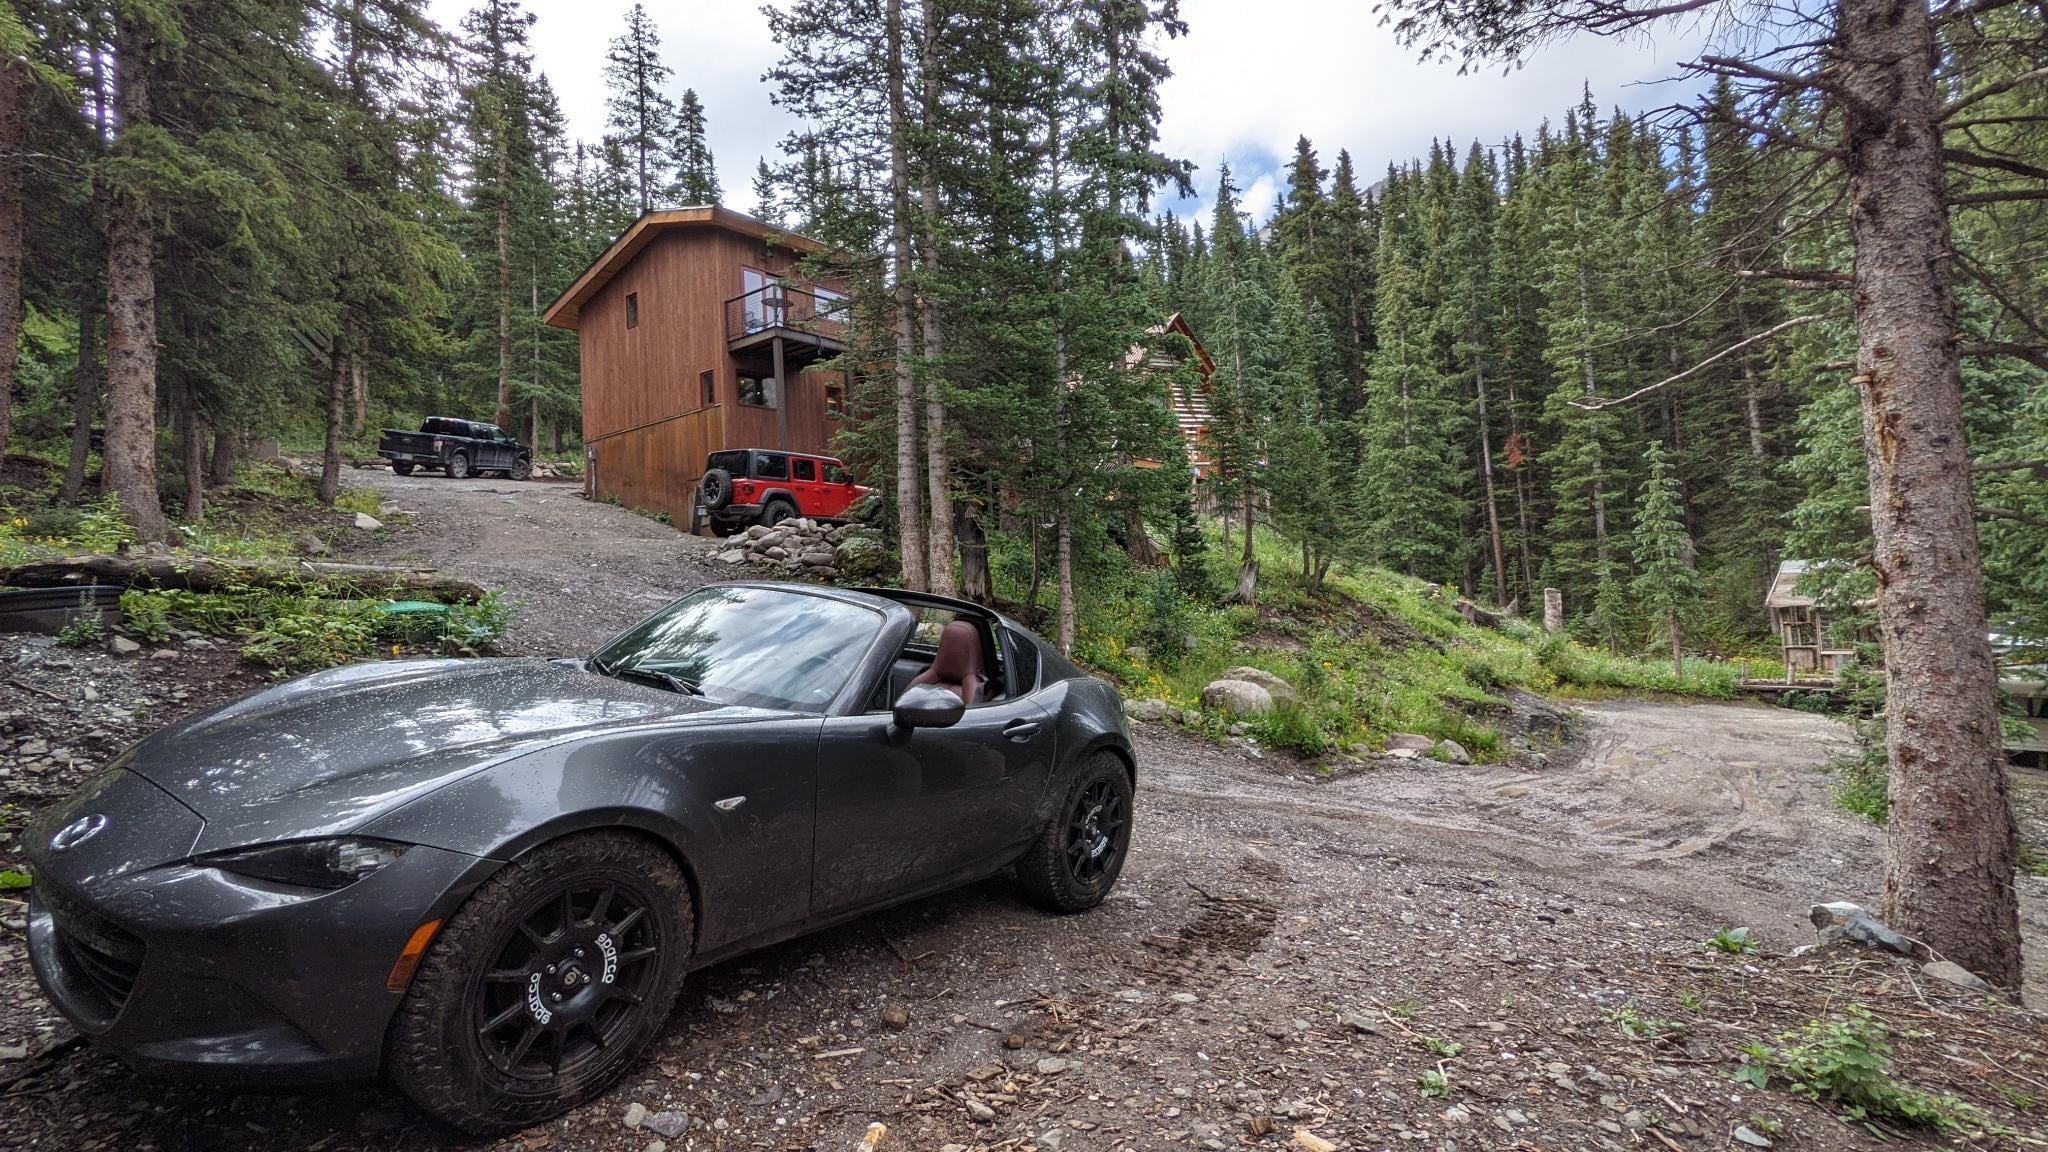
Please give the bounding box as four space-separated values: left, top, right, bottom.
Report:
1015 751 1133 913
510 457 532 481
387 832 691 1135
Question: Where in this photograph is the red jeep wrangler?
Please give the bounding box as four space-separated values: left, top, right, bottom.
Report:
692 449 872 536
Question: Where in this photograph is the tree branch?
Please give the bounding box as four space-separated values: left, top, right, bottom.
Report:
1942 147 2048 182
1942 66 2048 120
1961 342 2048 372
1978 506 2048 529
1950 188 2048 205
1736 267 1854 285
1569 315 1835 411
1973 458 2048 476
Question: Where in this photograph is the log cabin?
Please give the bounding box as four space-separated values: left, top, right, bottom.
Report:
543 206 850 519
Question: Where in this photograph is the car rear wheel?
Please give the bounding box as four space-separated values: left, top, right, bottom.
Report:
392 460 415 477
387 832 691 1135
760 499 796 528
446 452 471 480
1015 751 1132 913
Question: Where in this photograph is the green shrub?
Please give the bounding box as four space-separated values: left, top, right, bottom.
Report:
1137 570 1194 669
334 488 384 517
1738 1007 1985 1133
1831 746 1890 823
241 600 383 672
73 494 135 552
1251 700 1327 757
55 599 105 647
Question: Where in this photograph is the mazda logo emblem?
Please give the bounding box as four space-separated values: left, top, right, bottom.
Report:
50 813 107 852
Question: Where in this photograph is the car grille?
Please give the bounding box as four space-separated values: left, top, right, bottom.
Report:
43 894 145 1019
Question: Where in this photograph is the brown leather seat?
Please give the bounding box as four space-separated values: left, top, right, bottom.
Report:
908 620 984 706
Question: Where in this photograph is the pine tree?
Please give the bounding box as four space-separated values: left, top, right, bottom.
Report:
1630 440 1701 677
603 2 677 215
671 88 719 204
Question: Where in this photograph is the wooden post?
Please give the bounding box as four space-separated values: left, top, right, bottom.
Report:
772 334 789 451
1541 588 1563 634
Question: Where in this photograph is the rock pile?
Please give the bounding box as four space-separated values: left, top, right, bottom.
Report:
715 520 884 584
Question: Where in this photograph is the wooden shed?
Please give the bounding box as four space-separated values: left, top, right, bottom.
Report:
1766 560 1861 674
543 206 850 520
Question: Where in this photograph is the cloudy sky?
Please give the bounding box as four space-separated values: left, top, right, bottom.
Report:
428 0 1713 224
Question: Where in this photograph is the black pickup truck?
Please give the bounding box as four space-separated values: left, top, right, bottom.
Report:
377 417 531 480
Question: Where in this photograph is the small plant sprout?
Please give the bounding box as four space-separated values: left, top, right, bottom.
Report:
1609 1006 1685 1042
1708 926 1760 955
1678 988 1706 1014
1414 1034 1464 1058
1416 1069 1450 1098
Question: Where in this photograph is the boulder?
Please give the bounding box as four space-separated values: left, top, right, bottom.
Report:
1810 901 1933 961
352 512 383 531
1920 959 1992 994
1386 747 1424 760
294 532 327 557
1124 644 1150 666
1431 739 1472 765
799 550 836 566
1220 666 1298 703
107 636 141 656
1201 679 1274 717
745 525 770 539
717 549 749 564
1385 732 1435 752
765 546 789 561
1125 699 1172 722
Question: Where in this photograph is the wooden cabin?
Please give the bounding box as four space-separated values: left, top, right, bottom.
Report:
1126 313 1218 478
1766 559 1864 675
543 206 849 520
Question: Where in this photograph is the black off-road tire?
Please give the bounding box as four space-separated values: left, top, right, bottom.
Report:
699 468 733 509
510 456 532 481
759 499 796 528
391 460 415 477
446 451 471 480
1015 751 1133 913
386 832 691 1136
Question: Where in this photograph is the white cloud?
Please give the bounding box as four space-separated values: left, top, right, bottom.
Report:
436 0 1713 221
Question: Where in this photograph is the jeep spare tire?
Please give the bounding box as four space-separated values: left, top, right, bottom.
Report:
700 468 734 509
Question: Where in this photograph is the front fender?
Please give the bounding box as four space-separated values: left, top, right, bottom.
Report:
360 714 824 956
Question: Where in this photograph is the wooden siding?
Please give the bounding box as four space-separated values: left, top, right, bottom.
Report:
589 407 726 522
578 225 846 462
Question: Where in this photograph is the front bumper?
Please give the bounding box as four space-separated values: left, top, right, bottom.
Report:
27 781 488 1083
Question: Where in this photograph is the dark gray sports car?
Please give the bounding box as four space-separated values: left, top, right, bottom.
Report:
24 583 1135 1133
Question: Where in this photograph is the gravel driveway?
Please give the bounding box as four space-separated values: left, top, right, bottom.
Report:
2 472 2042 1152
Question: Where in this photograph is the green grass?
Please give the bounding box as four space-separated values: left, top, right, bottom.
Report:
1000 519 1746 761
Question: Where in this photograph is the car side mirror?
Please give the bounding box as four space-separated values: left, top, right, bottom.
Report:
892 683 965 730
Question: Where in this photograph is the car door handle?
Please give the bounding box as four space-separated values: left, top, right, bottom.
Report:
1003 720 1041 742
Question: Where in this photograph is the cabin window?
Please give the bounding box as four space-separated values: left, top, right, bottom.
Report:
825 384 844 418
626 292 639 328
739 375 776 408
793 458 816 482
756 452 789 480
700 370 715 407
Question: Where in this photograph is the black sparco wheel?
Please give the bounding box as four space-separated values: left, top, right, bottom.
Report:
446 452 471 480
1015 751 1132 913
699 468 733 509
510 456 532 481
387 832 690 1136
392 460 415 477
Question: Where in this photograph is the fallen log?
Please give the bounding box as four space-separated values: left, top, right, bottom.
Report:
1 554 488 603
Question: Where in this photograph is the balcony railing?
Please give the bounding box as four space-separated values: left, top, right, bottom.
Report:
724 284 849 346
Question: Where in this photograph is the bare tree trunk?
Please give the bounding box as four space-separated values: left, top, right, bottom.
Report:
1740 357 1766 458
351 355 367 434
530 275 543 453
495 145 512 430
317 337 349 506
1669 611 1683 681
1056 501 1075 654
957 503 990 604
0 59 22 461
179 403 205 522
1127 506 1164 567
103 14 167 542
917 4 954 596
1227 490 1257 605
62 269 102 504
209 422 236 487
885 0 926 590
1475 358 1507 607
1841 0 2019 990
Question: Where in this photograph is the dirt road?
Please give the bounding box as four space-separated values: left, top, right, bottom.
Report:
2 474 2042 1151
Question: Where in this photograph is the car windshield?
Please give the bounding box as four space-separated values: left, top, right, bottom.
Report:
591 586 883 712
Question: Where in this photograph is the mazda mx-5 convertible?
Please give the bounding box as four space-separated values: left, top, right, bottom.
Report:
24 583 1135 1133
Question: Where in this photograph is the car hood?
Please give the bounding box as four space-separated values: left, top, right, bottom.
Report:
124 658 729 851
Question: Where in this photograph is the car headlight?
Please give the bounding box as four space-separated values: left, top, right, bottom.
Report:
199 838 409 890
